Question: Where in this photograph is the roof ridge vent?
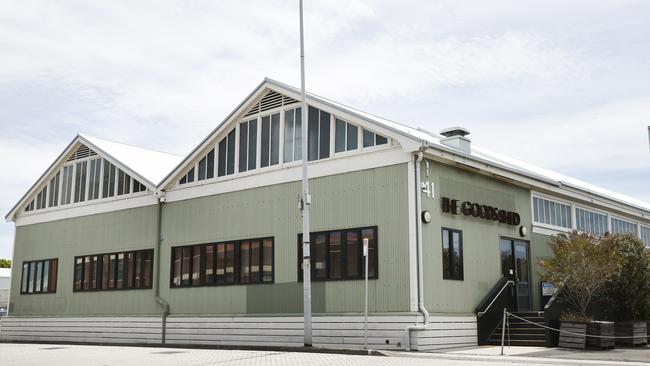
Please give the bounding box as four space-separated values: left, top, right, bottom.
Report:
439 126 471 154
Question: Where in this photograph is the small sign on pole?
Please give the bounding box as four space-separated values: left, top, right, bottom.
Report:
363 237 369 350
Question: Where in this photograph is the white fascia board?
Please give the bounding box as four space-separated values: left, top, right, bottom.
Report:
165 148 411 203
5 136 81 222
158 80 270 190
14 193 158 227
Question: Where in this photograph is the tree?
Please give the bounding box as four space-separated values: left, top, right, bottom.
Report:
538 231 622 319
0 259 10 268
602 234 650 321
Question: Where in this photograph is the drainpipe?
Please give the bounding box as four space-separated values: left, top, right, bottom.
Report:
405 149 431 351
154 196 170 344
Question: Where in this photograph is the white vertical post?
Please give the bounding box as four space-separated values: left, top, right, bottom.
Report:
363 237 369 350
299 0 312 347
501 308 507 356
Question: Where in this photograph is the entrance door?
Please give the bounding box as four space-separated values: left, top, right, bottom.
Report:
500 238 531 311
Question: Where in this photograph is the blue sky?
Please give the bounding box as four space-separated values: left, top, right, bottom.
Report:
1 0 649 259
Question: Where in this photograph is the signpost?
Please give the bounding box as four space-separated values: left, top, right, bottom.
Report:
363 237 369 350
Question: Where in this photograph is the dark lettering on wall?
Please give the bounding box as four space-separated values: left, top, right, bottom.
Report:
440 196 521 226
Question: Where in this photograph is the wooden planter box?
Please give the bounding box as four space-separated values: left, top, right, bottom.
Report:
586 321 615 349
559 321 587 349
615 321 648 346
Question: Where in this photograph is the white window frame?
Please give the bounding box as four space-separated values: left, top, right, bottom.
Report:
574 204 610 236
610 215 638 235
172 103 394 189
531 192 574 232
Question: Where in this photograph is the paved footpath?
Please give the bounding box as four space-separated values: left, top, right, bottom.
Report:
0 343 648 366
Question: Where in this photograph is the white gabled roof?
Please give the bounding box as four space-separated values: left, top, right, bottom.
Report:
5 134 184 221
80 134 183 186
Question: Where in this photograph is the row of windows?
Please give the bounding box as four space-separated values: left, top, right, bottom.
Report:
297 227 378 281
20 259 58 294
171 238 274 287
532 195 650 246
25 158 147 213
73 249 153 292
179 106 388 185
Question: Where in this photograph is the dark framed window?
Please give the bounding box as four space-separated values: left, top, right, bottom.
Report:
298 226 378 281
218 129 236 177
441 228 463 280
20 258 58 294
73 249 153 292
170 237 274 288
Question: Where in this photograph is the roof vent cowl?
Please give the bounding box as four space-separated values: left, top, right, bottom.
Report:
439 127 471 154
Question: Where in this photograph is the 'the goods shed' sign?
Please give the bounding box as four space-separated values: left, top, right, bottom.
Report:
441 197 521 226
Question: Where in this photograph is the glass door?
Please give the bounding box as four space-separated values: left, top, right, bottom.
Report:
500 238 531 311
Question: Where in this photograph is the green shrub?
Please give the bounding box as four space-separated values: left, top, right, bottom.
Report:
602 234 650 321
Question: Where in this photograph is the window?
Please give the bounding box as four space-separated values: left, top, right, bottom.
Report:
283 107 302 163
307 106 331 161
35 186 47 210
24 200 34 212
132 179 146 193
179 167 195 185
261 113 280 168
362 129 388 148
20 258 58 294
170 237 273 288
297 226 378 281
197 149 215 181
641 225 650 247
102 160 116 198
576 207 608 235
532 196 572 229
61 165 74 204
74 161 87 203
117 170 131 195
611 217 637 235
88 158 101 200
48 172 60 207
335 118 359 153
218 129 236 177
441 228 463 280
239 119 257 172
73 249 153 292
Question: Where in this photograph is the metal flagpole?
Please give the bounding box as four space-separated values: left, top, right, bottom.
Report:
299 0 312 347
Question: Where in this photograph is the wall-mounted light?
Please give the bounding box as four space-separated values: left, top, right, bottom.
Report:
519 226 527 237
421 210 432 223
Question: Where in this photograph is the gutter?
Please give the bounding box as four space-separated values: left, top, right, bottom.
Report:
154 196 170 344
405 149 430 351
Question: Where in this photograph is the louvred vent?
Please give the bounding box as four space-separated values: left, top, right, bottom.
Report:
243 90 299 117
66 144 97 162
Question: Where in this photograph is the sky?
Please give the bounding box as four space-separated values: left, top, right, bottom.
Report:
1 0 649 260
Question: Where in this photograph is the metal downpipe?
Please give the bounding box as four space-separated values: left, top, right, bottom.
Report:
405 150 431 351
154 198 170 344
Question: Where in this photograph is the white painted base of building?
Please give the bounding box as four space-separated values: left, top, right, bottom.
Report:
0 314 477 352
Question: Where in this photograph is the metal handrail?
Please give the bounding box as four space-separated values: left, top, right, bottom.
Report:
477 280 514 317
